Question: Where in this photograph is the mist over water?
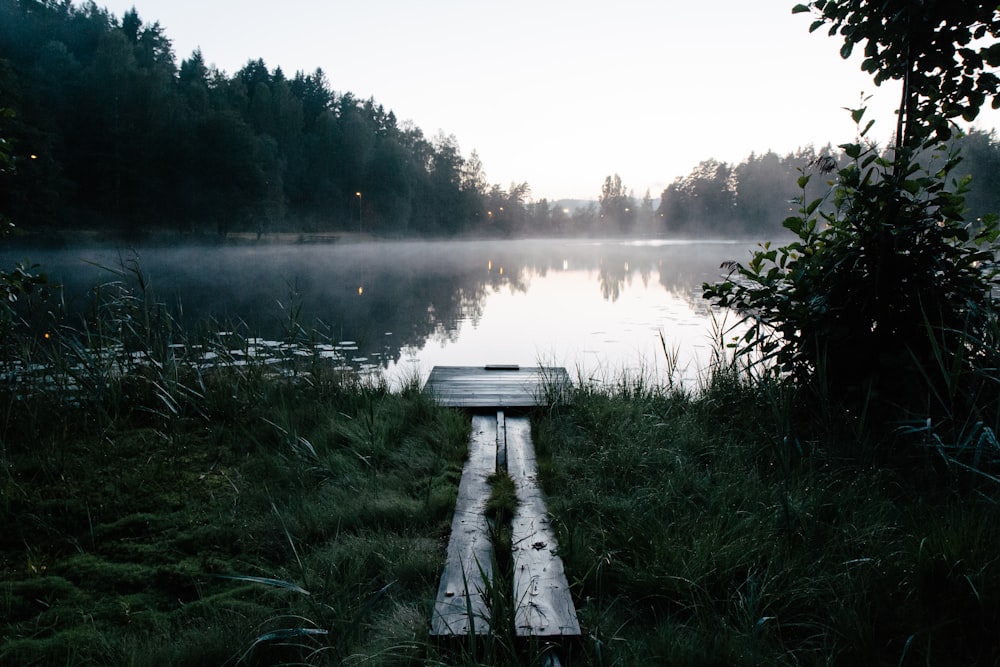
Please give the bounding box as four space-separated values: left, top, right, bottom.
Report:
0 238 754 386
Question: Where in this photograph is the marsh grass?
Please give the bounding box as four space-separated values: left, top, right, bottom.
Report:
1 354 472 666
534 357 1000 666
0 269 476 666
3 266 1000 665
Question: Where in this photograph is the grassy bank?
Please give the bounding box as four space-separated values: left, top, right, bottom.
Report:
1 360 473 665
1 298 998 664
534 371 1000 665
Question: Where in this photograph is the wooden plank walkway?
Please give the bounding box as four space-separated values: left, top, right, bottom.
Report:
506 416 581 636
430 394 579 641
430 414 497 636
424 365 571 408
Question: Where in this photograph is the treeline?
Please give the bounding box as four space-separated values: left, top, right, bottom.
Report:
3 2 999 240
655 130 1000 237
0 0 549 238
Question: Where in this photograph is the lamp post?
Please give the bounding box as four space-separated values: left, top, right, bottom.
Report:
356 191 362 233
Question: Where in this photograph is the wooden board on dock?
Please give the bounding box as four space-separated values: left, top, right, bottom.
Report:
424 365 571 408
430 414 497 636
431 409 580 642
505 416 581 637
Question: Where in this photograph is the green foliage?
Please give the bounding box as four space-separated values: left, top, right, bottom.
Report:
795 1 1000 149
705 2 1000 440
706 120 1000 418
535 378 1000 666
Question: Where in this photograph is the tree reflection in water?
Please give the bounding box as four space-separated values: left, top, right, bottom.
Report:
1 239 754 385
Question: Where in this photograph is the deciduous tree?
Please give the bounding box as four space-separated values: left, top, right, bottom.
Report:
705 1 1000 445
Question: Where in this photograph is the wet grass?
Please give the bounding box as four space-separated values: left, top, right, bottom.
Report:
1 357 472 665
7 353 999 665
2 274 999 664
533 366 1000 666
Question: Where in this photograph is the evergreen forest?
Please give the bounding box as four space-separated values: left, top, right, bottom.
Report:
3 0 1000 241
0 0 536 239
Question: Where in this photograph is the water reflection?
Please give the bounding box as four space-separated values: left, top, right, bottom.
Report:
0 238 754 385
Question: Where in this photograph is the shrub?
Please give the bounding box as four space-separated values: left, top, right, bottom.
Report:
704 2 1000 446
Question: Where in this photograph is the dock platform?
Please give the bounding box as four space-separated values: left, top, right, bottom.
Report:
424 365 571 408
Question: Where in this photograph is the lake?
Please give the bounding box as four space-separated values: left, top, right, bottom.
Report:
1 238 756 388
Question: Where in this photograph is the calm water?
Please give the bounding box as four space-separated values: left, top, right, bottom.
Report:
2 238 755 387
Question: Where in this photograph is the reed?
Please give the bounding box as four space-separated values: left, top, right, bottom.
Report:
533 364 1000 666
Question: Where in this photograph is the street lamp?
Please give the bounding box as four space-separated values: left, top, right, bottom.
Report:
355 192 362 233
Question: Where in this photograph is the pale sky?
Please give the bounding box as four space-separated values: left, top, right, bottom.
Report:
93 0 1000 202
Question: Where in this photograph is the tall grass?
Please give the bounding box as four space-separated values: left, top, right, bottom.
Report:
533 348 1000 665
0 265 474 666
2 264 999 665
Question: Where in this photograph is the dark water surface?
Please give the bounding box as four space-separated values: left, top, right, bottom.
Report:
1 238 754 386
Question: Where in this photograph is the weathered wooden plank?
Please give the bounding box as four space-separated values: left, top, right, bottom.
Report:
430 414 497 636
505 417 581 637
424 366 571 408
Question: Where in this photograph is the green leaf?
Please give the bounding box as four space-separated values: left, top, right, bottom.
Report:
791 3 812 13
840 142 862 159
850 107 865 124
783 216 804 235
975 225 1000 244
985 43 1000 67
797 174 811 189
840 42 854 59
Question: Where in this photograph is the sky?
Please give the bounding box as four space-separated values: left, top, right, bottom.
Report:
92 0 1000 202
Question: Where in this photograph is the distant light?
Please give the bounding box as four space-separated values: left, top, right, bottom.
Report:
29 154 37 160
562 260 569 270
358 286 364 296
355 191 361 197
563 208 570 214
499 267 504 276
488 259 493 271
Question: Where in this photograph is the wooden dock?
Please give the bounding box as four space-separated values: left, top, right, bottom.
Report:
424 365 571 408
428 366 579 643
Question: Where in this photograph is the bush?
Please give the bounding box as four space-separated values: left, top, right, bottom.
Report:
704 2 1000 450
705 122 1000 429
